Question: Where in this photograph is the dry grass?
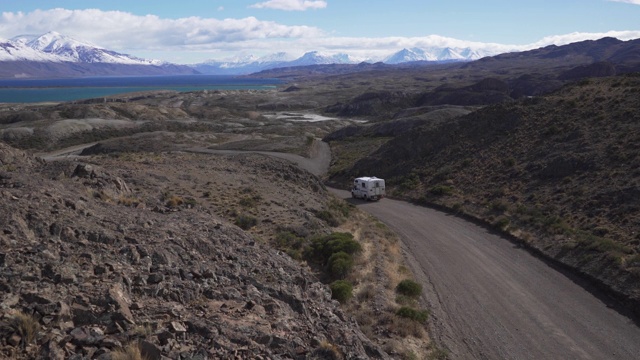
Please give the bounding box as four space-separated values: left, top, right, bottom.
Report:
4 311 40 346
308 341 344 360
111 342 148 360
118 195 143 207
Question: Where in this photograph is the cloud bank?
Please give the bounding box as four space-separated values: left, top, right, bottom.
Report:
249 0 328 11
608 0 640 5
0 8 638 63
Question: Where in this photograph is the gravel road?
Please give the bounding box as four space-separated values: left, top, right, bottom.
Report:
329 189 640 359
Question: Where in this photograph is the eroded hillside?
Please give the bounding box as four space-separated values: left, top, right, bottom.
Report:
327 74 640 316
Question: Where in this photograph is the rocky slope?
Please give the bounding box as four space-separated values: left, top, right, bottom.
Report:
0 142 389 359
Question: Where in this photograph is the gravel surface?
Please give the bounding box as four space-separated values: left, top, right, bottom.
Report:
330 189 640 360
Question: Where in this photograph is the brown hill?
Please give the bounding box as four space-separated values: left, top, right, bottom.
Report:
326 74 640 317
318 38 640 121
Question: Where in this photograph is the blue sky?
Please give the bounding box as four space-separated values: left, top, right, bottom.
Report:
1 0 639 63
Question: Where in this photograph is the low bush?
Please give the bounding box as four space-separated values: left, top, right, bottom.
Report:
330 280 353 303
235 214 258 230
396 279 422 298
305 232 362 265
396 306 429 323
165 195 183 208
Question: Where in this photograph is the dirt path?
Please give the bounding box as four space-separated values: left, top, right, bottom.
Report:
330 189 640 359
37 137 331 176
183 139 330 176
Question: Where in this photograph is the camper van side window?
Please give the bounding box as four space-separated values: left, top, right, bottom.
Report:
362 183 366 188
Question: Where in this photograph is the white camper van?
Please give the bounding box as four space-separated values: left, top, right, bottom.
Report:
351 177 385 201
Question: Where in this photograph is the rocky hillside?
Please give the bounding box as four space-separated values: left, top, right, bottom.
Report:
0 142 389 359
326 74 640 317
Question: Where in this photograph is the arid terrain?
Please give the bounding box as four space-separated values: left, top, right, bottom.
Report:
1 37 640 359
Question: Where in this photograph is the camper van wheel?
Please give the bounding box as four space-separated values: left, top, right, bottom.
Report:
363 195 368 201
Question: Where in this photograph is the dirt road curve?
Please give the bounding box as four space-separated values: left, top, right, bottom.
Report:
184 139 331 176
329 189 640 359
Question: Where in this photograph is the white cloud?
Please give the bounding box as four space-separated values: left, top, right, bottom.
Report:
525 30 640 48
249 0 327 11
608 0 640 5
0 8 639 64
0 8 323 50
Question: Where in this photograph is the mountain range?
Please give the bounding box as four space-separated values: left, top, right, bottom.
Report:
0 32 198 78
190 47 493 75
0 31 501 78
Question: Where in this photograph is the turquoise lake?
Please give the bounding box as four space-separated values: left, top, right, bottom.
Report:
0 75 283 103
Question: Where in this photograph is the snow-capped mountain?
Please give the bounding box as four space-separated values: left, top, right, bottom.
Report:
1 31 500 78
191 52 297 75
286 51 359 67
384 47 489 64
384 48 438 64
192 46 497 75
191 51 364 75
3 32 163 65
0 32 198 78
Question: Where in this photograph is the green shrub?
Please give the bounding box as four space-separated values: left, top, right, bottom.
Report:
396 279 422 298
235 214 258 230
328 251 354 279
275 231 304 250
396 306 429 322
330 280 353 303
305 232 362 265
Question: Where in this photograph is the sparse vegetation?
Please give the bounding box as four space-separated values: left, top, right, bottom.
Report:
429 185 454 196
309 340 344 360
239 194 261 208
111 342 148 360
316 198 355 226
118 195 143 207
